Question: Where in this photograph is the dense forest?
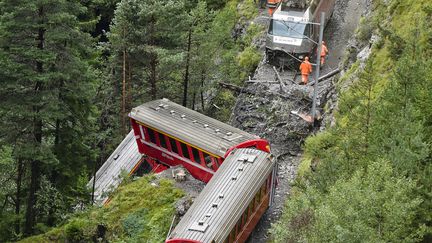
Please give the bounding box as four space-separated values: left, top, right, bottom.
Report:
0 0 262 241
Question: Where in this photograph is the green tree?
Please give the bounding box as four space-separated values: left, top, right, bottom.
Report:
310 161 424 243
272 161 424 243
182 1 215 109
108 0 187 135
0 0 98 237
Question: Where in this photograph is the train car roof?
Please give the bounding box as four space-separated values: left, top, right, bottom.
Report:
273 4 311 22
129 99 259 157
87 130 142 205
167 148 275 242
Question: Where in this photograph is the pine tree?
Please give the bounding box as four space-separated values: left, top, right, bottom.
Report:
0 0 98 236
182 1 215 109
108 0 187 134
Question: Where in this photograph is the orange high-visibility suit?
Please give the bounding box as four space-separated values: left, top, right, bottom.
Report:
320 42 329 65
300 58 313 85
267 0 281 15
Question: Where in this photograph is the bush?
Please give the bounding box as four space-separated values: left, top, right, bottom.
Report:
64 218 95 242
238 46 262 73
355 16 374 43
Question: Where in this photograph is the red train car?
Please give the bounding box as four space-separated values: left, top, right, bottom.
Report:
129 99 270 183
166 148 277 243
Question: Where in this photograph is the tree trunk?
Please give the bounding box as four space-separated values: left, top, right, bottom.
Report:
200 70 205 111
149 16 157 100
24 6 45 235
183 28 192 107
91 149 101 205
127 60 132 130
15 158 23 235
122 49 127 137
24 117 42 235
192 92 196 110
149 53 157 100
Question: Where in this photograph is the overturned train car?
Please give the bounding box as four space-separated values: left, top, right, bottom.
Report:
265 0 336 68
129 99 270 183
166 148 277 243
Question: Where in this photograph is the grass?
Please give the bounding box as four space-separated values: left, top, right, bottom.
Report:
20 175 184 243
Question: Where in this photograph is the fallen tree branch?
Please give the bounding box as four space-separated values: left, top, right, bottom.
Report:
308 68 340 85
246 80 280 84
218 82 255 95
273 66 286 92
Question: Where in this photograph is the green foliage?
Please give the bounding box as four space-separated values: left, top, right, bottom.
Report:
238 0 259 21
0 0 100 238
20 175 184 242
205 0 229 10
203 0 265 121
35 176 66 227
272 0 432 241
64 218 95 242
238 46 262 73
311 161 423 243
242 22 265 46
207 90 236 122
0 146 15 200
272 161 424 243
355 17 374 43
0 0 266 240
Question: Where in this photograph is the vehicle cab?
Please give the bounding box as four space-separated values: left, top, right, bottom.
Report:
265 0 336 67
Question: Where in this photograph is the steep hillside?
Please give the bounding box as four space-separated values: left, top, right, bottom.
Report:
231 0 369 241
20 175 183 243
271 0 432 242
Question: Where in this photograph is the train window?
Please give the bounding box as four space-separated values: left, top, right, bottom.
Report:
251 197 255 211
168 137 179 154
158 133 168 149
229 231 235 243
305 23 312 38
243 211 248 226
236 218 241 237
180 142 190 159
217 158 223 167
256 189 261 205
211 157 218 170
139 125 147 140
241 212 246 228
248 201 253 218
147 128 157 144
202 152 213 168
191 148 201 164
269 19 308 39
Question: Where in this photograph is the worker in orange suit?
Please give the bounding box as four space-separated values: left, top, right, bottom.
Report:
320 41 329 66
299 56 313 85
